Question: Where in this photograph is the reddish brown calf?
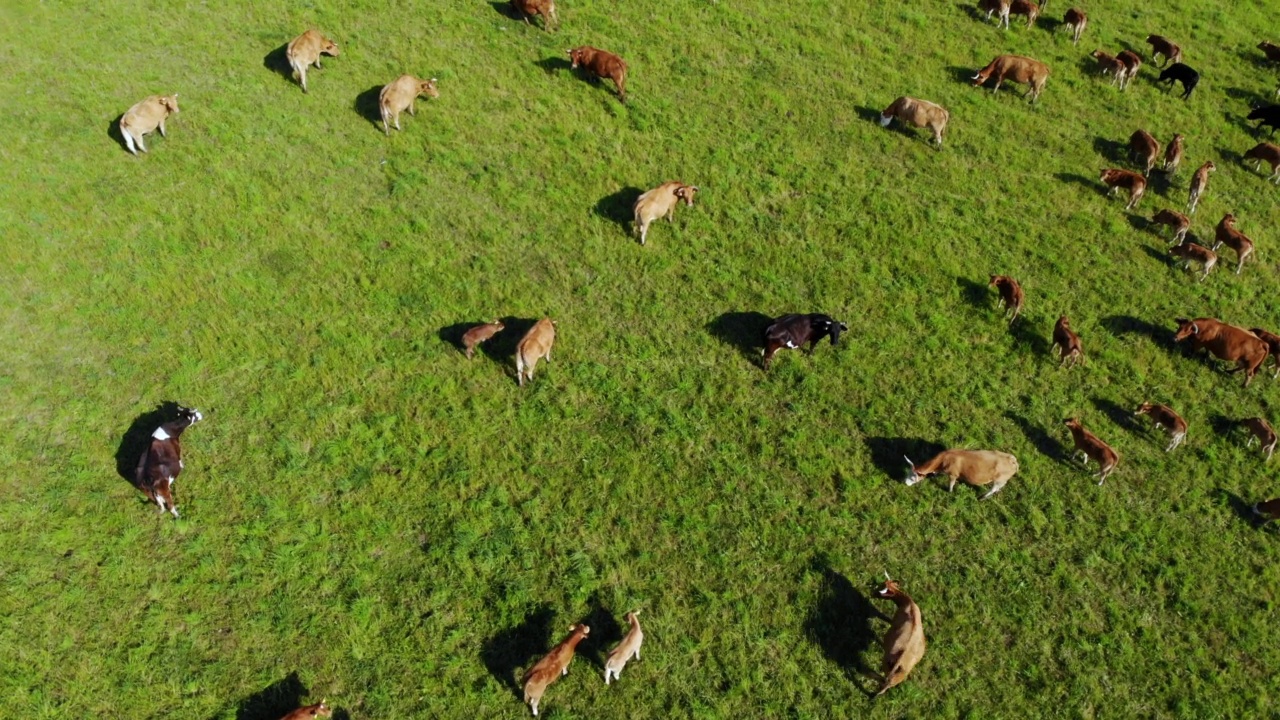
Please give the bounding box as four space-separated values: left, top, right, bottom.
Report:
569 46 628 102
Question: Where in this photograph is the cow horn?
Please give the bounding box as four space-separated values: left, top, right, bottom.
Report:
884 570 892 582
903 455 914 468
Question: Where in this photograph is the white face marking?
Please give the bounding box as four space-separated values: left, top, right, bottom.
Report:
152 427 170 440
879 115 892 126
786 341 798 349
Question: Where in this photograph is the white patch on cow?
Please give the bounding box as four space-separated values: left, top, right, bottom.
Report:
879 114 892 127
786 341 798 349
152 427 170 440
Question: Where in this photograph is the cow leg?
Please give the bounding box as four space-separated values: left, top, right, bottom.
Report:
1166 433 1184 452
159 119 167 138
981 480 1006 500
122 128 138 155
299 66 308 93
409 100 416 116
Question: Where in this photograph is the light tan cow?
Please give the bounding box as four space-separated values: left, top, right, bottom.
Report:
603 610 644 684
633 182 699 246
119 95 180 156
873 576 926 697
379 75 440 135
880 96 949 147
286 30 340 93
516 317 557 386
972 55 1050 102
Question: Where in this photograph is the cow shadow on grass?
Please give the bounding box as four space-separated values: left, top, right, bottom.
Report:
581 597 625 670
354 86 384 129
1010 316 1049 355
1141 245 1177 269
707 312 772 363
1126 213 1151 233
478 316 538 366
1093 136 1127 164
1217 147 1244 167
229 671 307 720
1216 487 1262 526
1054 172 1104 196
1100 315 1176 353
1037 17 1063 34
481 605 556 700
1224 86 1268 106
955 3 985 22
955 276 991 314
262 43 292 82
946 65 977 84
534 56 572 75
1090 397 1142 436
438 321 484 357
115 401 183 490
804 559 886 688
1003 412 1069 465
863 437 945 481
595 187 642 233
106 114 131 154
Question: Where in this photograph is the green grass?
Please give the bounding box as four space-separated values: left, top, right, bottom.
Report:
3 0 1280 717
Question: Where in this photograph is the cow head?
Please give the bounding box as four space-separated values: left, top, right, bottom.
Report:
1221 212 1237 228
1203 161 1217 173
903 456 923 486
568 47 582 68
675 185 699 207
1063 417 1082 432
971 68 991 86
322 38 340 57
1173 318 1198 342
161 94 180 114
1134 402 1154 417
874 573 903 599
420 78 440 99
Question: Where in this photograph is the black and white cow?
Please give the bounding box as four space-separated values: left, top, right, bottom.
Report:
135 407 203 518
762 313 847 369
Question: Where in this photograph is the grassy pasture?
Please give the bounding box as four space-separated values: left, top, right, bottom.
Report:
3 0 1280 717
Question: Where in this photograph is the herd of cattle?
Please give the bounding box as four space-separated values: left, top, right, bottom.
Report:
109 1 1280 715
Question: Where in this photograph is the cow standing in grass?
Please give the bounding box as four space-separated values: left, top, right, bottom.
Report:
1244 143 1280 182
989 275 1023 323
1187 161 1214 213
1213 214 1254 275
379 75 439 135
1163 134 1184 173
762 313 847 369
286 30 340 93
1129 130 1161 176
1173 317 1268 387
136 407 203 518
1100 168 1146 210
880 97 949 147
1063 8 1087 45
972 55 1050 102
119 95 180 156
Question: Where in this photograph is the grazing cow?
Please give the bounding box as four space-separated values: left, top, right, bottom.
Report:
1100 168 1146 210
978 0 1010 29
1129 130 1161 176
379 75 439 135
1063 418 1119 484
285 30 339 94
279 701 332 720
1157 63 1199 100
762 313 847 369
880 96 949 147
1009 0 1039 27
1091 50 1126 85
1134 402 1188 451
1152 209 1191 244
1173 317 1269 387
1117 50 1142 89
119 95 180 156
1244 142 1280 183
903 449 1019 500
1254 497 1280 524
972 55 1050 102
1213 213 1254 275
516 317 557 387
1247 105 1280 136
462 320 505 359
1052 315 1083 367
1146 35 1183 67
1242 418 1278 460
1063 8 1087 45
1187 161 1214 213
988 275 1023 323
872 575 926 697
523 624 590 716
510 0 558 31
135 406 203 518
1169 241 1217 281
568 46 628 102
1248 327 1280 379
633 182 699 246
603 610 643 685
1258 41 1280 64
1163 133 1184 173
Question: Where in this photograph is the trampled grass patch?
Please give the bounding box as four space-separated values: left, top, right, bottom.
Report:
2 0 1280 717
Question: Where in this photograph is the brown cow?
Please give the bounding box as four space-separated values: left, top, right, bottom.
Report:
978 0 1010 29
1091 50 1126 85
462 320 505 359
379 75 439 135
1187 161 1214 213
1152 209 1190 245
1134 402 1188 451
1009 0 1040 27
988 275 1023 323
1169 241 1216 281
1052 315 1083 367
568 46 627 102
1213 214 1254 275
516 317 557 386
1064 418 1119 484
1117 50 1142 89
872 576 927 697
1255 497 1280 524
1100 168 1146 210
1063 8 1087 45
1260 41 1280 64
903 449 1020 499
633 182 698 246
1173 317 1269 386
1248 327 1280 379
286 30 340 93
1163 133 1184 173
880 97 949 147
1244 142 1280 183
510 0 558 31
1129 130 1161 176
972 55 1050 101
1146 35 1183 67
279 701 332 720
523 624 589 716
136 407 203 518
119 94 180 156
1242 418 1278 460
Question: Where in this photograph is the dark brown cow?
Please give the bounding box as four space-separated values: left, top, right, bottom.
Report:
568 46 627 102
523 624 590 716
972 55 1050 101
1052 315 1083 367
135 407 203 518
1244 142 1280 183
1146 35 1183 67
1064 418 1118 484
1248 327 1280 379
1129 130 1160 176
1169 241 1216 281
1213 213 1254 275
1242 418 1278 460
762 313 847 369
279 701 332 720
1009 0 1040 27
1152 208 1190 244
462 320 505 359
1100 168 1146 210
1173 318 1269 386
1254 496 1280 523
510 0 557 30
1091 50 1125 85
1134 402 1188 451
1187 161 1214 213
1163 133 1184 173
988 275 1023 323
1117 50 1142 89
1260 41 1280 64
1063 8 1087 45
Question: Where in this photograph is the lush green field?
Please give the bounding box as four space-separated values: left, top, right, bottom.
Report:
4 0 1280 717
